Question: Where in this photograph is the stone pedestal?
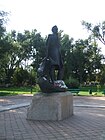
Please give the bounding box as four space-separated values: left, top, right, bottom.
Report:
27 92 73 121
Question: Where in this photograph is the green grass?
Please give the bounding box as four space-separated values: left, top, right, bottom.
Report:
0 85 105 96
68 85 105 96
77 86 105 96
0 85 40 96
78 91 103 96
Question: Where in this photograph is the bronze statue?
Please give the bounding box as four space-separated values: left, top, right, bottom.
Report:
37 26 67 93
46 25 63 84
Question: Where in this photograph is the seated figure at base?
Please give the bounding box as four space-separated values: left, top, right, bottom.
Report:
37 25 67 93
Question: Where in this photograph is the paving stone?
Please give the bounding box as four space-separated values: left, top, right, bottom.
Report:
0 95 105 139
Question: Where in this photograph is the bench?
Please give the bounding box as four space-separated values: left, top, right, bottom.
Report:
67 89 80 95
102 89 105 95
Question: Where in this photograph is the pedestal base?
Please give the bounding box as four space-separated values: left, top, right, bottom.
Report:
27 92 73 121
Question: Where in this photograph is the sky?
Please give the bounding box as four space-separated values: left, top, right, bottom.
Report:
0 0 105 54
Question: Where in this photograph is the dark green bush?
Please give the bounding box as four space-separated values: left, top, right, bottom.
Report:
65 77 80 88
12 67 29 86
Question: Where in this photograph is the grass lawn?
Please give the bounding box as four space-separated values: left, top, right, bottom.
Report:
76 86 105 96
0 85 105 96
78 91 104 96
0 86 40 96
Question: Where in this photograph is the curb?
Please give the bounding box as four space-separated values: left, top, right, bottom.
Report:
0 103 105 112
0 103 30 112
74 104 105 108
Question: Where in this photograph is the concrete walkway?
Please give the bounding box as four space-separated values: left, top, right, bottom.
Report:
0 95 105 112
0 94 105 140
0 94 32 112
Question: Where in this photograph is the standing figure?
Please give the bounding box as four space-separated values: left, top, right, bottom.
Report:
46 25 63 84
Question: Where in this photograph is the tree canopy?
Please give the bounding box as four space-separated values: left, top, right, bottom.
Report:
82 20 105 45
0 11 105 87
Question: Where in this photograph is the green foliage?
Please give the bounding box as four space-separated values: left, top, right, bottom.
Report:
65 77 80 88
12 67 29 86
82 20 105 45
0 11 8 38
28 69 37 86
0 11 105 87
34 84 41 92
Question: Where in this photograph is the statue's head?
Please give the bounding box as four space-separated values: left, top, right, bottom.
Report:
52 25 58 34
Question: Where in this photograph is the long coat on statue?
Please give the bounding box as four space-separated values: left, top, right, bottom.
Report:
37 27 67 93
46 34 63 69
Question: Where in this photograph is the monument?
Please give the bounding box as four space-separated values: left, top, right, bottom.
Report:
37 25 68 92
27 26 73 121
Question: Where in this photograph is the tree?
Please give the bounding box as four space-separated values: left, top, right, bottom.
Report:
60 34 74 80
0 13 104 86
31 29 46 70
61 34 103 84
0 11 8 38
0 11 9 59
82 20 105 45
0 11 12 85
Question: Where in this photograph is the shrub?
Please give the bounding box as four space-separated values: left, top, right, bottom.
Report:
65 77 80 88
12 67 29 86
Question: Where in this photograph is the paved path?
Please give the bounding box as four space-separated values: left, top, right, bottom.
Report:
74 96 105 107
1 95 105 112
0 94 32 112
0 95 105 140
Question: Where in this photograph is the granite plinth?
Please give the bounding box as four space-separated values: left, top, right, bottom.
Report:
27 92 73 121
